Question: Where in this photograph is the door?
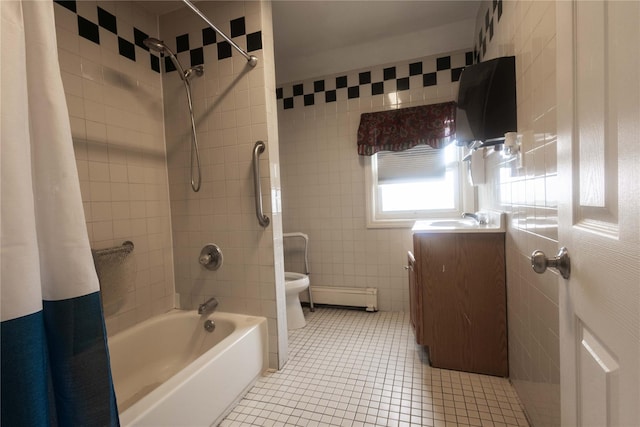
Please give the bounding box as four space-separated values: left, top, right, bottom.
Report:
556 1 639 425
407 250 424 344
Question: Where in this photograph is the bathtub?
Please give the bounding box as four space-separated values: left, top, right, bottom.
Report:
108 310 268 426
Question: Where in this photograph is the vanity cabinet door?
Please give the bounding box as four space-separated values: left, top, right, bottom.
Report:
407 251 425 345
413 232 508 377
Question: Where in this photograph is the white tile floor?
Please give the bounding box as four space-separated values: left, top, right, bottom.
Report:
221 308 529 427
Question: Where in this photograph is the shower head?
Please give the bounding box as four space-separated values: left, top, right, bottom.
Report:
143 37 169 54
143 37 202 82
143 37 187 80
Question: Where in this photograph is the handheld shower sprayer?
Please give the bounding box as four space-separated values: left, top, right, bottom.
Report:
144 37 203 192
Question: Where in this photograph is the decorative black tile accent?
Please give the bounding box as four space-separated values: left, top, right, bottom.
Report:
485 9 490 29
347 86 359 99
396 77 409 91
293 84 303 96
493 0 498 10
383 67 396 81
54 1 76 13
134 28 149 50
423 72 437 87
451 67 464 82
276 88 283 99
489 18 494 40
230 17 246 38
217 41 232 59
190 48 204 66
97 7 117 34
498 0 503 20
478 29 483 45
409 62 423 76
78 16 100 44
371 82 384 95
359 71 371 85
482 39 487 56
466 51 474 65
165 57 176 72
284 98 294 109
176 34 189 53
314 80 325 93
202 28 216 46
247 32 262 52
436 56 451 71
118 37 135 61
304 94 315 106
336 76 348 89
325 90 337 103
151 54 160 73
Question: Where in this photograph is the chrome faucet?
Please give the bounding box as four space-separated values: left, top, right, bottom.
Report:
461 212 487 225
198 297 219 315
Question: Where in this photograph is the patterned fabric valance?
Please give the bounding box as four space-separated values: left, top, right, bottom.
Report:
356 101 456 156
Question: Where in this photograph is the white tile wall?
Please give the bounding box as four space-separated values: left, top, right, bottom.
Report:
160 1 285 369
277 51 469 312
54 0 175 335
474 1 560 425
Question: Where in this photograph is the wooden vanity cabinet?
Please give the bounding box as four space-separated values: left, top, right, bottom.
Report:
411 232 508 377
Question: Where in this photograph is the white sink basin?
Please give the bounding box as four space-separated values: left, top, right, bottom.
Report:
425 219 478 227
412 212 505 233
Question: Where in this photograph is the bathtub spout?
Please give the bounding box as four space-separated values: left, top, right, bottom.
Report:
198 297 219 315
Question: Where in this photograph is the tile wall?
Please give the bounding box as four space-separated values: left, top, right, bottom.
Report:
473 1 560 425
53 0 175 335
277 50 472 312
159 1 285 369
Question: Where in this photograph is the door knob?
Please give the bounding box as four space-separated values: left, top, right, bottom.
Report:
530 247 571 279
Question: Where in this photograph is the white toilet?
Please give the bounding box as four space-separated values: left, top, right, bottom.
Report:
283 232 314 330
284 272 310 330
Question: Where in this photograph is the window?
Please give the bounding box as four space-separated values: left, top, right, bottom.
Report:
365 143 474 228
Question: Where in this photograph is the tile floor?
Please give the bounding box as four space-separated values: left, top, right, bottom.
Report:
221 308 529 427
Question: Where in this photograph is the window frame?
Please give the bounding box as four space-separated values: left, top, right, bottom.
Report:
364 146 476 229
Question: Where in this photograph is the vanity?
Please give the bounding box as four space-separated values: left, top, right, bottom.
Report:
409 214 508 377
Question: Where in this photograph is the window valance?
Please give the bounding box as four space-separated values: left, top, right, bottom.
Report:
357 101 456 156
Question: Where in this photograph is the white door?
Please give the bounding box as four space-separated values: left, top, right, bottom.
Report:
554 1 640 425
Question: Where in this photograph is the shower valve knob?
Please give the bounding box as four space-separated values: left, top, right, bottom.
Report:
199 244 223 270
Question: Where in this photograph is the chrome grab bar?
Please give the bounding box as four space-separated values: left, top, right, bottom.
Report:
252 141 270 228
92 241 134 257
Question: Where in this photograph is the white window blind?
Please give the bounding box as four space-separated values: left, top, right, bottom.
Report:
376 145 446 184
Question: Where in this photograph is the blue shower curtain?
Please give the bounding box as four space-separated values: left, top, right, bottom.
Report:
1 1 119 425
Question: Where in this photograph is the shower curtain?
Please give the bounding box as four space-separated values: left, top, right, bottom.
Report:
1 1 119 425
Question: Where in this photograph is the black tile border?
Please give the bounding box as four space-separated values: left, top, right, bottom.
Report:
276 51 472 109
475 0 503 63
97 7 117 34
53 1 263 75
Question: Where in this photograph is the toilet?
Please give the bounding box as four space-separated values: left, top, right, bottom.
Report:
283 232 314 330
285 272 310 330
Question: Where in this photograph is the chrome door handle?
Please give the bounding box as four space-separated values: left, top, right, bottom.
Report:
531 247 571 279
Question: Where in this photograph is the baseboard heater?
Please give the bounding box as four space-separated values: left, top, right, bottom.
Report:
301 286 378 312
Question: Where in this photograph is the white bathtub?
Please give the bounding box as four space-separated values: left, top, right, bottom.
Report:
108 310 268 427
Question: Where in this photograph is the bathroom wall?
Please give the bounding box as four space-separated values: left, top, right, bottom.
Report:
473 1 560 425
277 49 472 312
53 0 175 335
159 1 285 369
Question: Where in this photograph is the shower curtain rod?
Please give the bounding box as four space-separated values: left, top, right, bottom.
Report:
181 0 258 67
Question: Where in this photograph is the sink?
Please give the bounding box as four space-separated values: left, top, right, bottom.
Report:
412 212 505 233
424 219 478 228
